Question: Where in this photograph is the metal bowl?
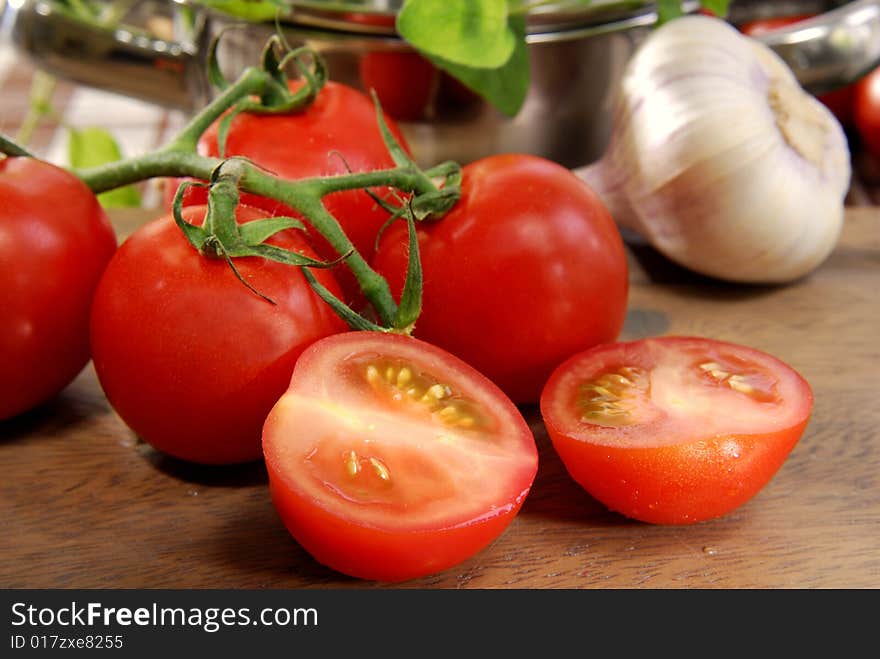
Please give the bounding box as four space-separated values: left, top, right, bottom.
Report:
201 0 677 167
4 0 880 168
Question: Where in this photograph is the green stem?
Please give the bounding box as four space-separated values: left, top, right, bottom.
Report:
78 149 434 325
241 166 438 326
0 134 34 158
300 198 398 326
79 149 219 191
71 48 452 329
166 67 270 152
15 71 58 147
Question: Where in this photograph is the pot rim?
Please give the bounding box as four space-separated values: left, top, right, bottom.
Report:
188 0 699 40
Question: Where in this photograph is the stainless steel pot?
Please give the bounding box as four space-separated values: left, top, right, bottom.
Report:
3 0 880 168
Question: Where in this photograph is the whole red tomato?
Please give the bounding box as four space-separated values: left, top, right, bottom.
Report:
90 205 348 465
169 80 411 306
1 157 117 420
372 154 629 404
854 65 880 162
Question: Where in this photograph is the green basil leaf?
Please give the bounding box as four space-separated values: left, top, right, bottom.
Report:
198 0 287 23
656 0 684 24
657 1 731 25
397 0 515 69
427 13 529 117
698 0 731 18
67 127 141 209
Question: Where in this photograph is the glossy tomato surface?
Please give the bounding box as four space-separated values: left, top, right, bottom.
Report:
170 80 410 305
540 336 813 525
854 65 880 161
1 157 117 420
359 51 437 121
90 205 347 465
372 153 629 404
262 331 538 582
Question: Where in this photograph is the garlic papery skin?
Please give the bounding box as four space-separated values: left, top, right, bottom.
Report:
576 15 851 284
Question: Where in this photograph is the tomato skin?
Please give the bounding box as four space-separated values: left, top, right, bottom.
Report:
541 337 813 525
262 331 538 582
548 422 808 525
372 153 629 404
0 157 117 420
854 65 880 161
168 80 410 305
90 205 347 465
267 474 526 582
359 51 437 121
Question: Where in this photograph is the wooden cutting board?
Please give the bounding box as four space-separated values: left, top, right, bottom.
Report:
2 207 878 589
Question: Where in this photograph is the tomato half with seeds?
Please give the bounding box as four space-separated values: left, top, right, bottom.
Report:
540 336 813 525
262 331 538 582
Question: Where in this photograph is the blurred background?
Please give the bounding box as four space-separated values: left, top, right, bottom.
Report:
2 0 880 209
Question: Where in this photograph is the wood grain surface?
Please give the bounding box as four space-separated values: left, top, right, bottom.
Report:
2 207 878 589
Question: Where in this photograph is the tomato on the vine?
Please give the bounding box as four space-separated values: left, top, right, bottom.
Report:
169 80 411 305
372 153 629 404
1 157 117 420
262 331 538 582
540 336 813 525
90 205 348 465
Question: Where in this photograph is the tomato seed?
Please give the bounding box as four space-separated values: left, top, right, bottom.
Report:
727 375 755 394
425 384 449 400
396 367 412 387
699 361 767 398
359 358 487 430
577 366 648 426
369 457 391 482
345 450 361 478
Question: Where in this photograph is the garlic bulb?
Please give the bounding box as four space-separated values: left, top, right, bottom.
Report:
576 15 851 284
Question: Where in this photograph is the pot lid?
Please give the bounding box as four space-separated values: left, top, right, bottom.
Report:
280 1 682 36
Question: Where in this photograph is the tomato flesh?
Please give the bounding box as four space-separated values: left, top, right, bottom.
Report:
262 332 538 581
540 337 813 525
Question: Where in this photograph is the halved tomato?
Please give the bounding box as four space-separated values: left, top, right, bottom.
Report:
540 336 813 525
262 331 538 582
